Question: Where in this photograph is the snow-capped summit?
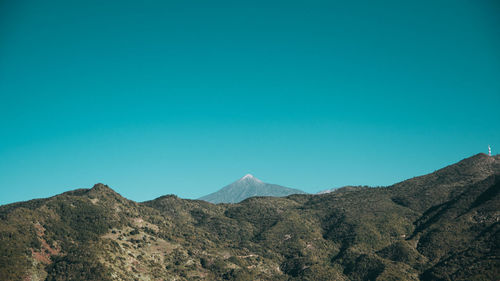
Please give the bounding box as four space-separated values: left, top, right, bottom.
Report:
238 174 263 184
199 174 306 203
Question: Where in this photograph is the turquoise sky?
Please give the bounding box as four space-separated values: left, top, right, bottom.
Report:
1 0 499 205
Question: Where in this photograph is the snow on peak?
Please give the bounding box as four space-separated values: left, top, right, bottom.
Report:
239 174 262 183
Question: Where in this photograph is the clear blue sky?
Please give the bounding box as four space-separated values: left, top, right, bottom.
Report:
1 0 499 205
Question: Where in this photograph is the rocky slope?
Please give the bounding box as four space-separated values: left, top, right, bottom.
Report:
0 154 498 281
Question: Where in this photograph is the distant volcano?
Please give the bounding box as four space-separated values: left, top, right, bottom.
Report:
198 174 307 203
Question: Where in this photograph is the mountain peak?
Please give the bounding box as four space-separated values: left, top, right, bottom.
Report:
92 183 110 189
238 174 262 183
87 183 124 200
199 174 306 203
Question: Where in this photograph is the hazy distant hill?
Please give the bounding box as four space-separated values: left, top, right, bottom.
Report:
0 154 498 281
316 185 369 194
198 174 307 203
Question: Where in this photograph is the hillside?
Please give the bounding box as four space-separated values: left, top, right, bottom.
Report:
0 154 498 280
199 174 307 203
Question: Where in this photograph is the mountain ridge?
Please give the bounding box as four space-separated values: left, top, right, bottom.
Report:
0 153 498 280
389 153 500 212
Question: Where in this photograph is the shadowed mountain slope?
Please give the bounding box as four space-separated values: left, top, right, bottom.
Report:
0 154 498 281
389 153 500 212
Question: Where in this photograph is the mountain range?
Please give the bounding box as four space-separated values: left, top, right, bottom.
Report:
199 174 307 203
0 153 498 280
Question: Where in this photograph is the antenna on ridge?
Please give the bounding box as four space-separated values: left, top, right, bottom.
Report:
488 145 492 157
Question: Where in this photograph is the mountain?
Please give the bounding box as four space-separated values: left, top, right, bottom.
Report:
0 153 499 281
199 174 307 203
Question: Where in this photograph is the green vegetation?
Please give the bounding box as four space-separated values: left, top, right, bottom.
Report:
0 154 498 280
